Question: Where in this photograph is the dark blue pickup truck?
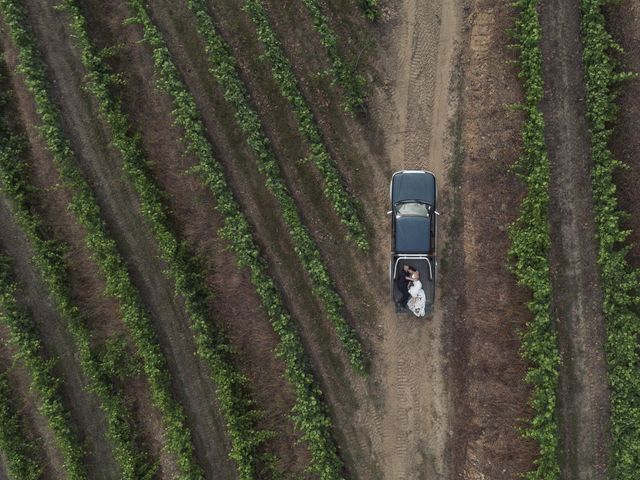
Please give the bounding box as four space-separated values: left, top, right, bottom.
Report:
389 170 437 316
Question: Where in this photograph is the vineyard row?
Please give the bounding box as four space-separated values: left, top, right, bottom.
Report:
60 0 279 477
182 0 365 371
579 1 640 477
0 51 150 479
243 0 368 251
126 0 349 476
0 368 41 480
509 1 560 479
300 0 366 112
0 1 203 477
0 256 83 480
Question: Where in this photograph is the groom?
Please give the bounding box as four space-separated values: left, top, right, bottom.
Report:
397 264 416 307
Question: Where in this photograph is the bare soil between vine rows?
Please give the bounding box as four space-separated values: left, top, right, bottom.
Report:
539 0 611 477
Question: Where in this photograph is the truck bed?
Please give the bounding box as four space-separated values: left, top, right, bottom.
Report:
392 256 435 315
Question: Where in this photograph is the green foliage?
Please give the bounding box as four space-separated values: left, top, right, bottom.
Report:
97 337 140 381
125 1 347 477
299 0 366 111
0 256 84 480
0 1 177 478
181 0 365 372
508 2 560 479
579 1 640 477
60 1 278 477
0 369 43 479
357 0 379 21
242 0 367 250
246 1 370 252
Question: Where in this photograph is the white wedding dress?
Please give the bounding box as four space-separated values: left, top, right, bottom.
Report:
407 280 426 317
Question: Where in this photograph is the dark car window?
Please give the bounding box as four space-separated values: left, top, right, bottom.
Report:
396 202 430 217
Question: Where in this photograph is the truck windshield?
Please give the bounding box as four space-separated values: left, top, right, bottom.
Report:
396 202 430 217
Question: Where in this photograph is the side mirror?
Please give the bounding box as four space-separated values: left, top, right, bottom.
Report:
435 210 441 216
387 210 392 215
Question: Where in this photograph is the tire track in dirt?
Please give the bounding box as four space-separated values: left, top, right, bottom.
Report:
368 0 460 478
539 0 611 477
16 1 237 476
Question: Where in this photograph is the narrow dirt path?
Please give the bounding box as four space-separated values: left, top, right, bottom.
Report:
539 0 611 477
16 1 237 476
446 1 540 477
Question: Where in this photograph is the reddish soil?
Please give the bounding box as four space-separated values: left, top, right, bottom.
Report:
539 0 611 477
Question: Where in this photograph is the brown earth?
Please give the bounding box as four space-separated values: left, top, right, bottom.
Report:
539 0 611 477
445 1 541 478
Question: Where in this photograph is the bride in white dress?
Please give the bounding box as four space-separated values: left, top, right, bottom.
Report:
407 271 426 317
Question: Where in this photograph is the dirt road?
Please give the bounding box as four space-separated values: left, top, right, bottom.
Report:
539 0 611 477
360 0 460 477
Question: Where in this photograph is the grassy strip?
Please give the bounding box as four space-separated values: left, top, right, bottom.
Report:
59 1 278 478
167 0 365 372
242 0 367 250
356 0 378 21
0 255 84 480
508 2 560 479
0 1 200 478
299 0 366 111
579 1 640 477
0 371 41 480
125 1 347 477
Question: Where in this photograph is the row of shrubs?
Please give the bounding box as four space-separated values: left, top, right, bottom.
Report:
182 0 365 372
579 1 640 477
508 1 561 479
0 51 151 479
0 1 197 477
242 0 368 251
59 1 278 478
0 266 59 480
300 0 366 112
125 1 347 477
